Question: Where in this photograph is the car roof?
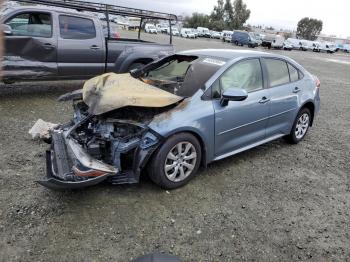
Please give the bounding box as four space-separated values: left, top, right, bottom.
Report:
180 49 280 61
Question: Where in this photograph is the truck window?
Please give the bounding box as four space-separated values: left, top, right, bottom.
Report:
5 12 52 38
59 15 96 39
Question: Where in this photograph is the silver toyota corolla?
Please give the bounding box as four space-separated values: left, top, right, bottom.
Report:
39 49 320 190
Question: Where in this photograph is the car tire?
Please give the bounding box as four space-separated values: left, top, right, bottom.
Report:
285 108 311 144
148 133 202 189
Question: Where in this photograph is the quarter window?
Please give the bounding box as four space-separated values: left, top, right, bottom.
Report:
59 15 96 39
264 59 290 87
288 63 299 82
220 59 263 93
5 12 52 38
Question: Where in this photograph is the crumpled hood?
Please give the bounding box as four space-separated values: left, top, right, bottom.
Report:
83 73 183 115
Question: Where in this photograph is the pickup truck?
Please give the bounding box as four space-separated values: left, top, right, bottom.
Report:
1 5 174 84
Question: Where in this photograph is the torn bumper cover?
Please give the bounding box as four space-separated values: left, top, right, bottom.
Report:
38 130 118 190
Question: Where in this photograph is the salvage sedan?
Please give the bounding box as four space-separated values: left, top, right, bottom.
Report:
38 49 320 190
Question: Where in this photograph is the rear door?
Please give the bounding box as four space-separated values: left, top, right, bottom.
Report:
3 11 57 80
262 58 301 137
57 14 105 77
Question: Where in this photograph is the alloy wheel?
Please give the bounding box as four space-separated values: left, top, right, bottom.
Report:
295 113 310 139
164 142 197 182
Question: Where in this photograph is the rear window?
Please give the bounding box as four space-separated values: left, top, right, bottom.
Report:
59 15 96 39
264 59 290 87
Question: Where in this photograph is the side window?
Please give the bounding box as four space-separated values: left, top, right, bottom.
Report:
5 12 52 38
220 59 263 93
288 63 299 82
59 15 96 39
264 59 290 87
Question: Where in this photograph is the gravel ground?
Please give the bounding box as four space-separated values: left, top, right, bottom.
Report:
0 34 350 261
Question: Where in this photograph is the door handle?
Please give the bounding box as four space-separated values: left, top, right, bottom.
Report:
90 45 100 50
259 96 270 104
293 87 301 93
42 43 55 49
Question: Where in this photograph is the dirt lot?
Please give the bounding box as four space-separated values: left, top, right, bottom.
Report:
0 35 350 261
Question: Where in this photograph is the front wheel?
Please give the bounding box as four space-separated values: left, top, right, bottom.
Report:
285 108 311 144
148 133 201 189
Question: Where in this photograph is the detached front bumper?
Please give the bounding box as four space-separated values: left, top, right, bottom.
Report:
38 130 118 190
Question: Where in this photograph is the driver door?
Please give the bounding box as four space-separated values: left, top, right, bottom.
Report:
4 11 58 80
213 58 271 158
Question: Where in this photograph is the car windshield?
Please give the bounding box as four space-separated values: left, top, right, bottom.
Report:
134 55 224 97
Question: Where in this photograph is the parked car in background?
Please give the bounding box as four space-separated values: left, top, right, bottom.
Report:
156 24 168 33
343 44 350 53
309 41 321 52
287 38 308 51
320 42 336 53
231 30 258 48
210 31 221 39
221 30 233 40
197 27 211 37
39 49 320 190
1 5 174 83
180 28 195 38
145 23 157 34
167 27 179 36
271 35 285 49
223 31 233 42
261 33 275 49
283 40 293 51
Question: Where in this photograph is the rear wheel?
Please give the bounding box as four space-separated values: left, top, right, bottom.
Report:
148 133 201 189
285 108 311 144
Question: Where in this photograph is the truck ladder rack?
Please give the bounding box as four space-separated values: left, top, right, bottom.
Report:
14 0 177 42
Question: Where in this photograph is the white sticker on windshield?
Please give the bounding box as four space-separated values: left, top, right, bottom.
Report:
202 58 226 66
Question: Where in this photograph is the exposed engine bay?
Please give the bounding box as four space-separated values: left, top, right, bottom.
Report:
38 99 172 190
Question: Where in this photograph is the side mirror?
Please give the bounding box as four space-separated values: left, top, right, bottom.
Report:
220 88 248 106
2 24 13 36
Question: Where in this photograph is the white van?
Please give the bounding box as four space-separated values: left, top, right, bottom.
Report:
271 35 285 49
222 31 233 42
145 24 157 34
287 38 308 51
197 27 210 37
320 42 336 53
166 27 179 36
181 28 195 38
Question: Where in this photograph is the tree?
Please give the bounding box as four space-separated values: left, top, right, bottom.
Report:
184 0 250 31
297 17 323 40
184 13 210 28
211 0 225 21
210 0 226 31
230 0 250 30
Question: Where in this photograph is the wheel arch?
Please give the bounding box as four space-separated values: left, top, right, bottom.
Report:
162 129 208 168
301 101 315 126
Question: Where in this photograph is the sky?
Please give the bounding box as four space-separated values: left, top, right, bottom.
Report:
98 0 349 37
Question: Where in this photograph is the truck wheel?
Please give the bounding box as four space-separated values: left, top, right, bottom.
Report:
148 133 202 189
128 62 145 71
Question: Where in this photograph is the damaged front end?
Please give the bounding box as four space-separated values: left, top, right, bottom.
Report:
40 100 163 190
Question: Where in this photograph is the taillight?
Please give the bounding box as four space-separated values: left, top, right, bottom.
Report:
314 76 320 88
